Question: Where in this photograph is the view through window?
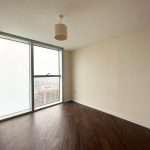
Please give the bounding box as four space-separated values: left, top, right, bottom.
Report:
34 46 61 109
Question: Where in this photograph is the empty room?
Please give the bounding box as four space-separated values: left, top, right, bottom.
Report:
0 0 150 150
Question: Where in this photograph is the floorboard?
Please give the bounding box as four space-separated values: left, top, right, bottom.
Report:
0 102 150 150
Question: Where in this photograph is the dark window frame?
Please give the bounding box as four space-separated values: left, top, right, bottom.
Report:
33 44 62 109
0 31 63 122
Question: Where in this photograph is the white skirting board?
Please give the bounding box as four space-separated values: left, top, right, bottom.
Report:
72 100 150 129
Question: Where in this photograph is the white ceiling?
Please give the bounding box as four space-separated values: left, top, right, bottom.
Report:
0 0 150 50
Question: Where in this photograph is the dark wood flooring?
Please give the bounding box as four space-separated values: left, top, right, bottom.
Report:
0 102 150 150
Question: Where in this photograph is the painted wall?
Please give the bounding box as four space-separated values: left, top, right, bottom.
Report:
71 27 150 129
63 50 71 101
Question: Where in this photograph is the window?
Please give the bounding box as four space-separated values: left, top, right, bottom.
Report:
0 38 31 119
34 45 62 109
0 33 62 120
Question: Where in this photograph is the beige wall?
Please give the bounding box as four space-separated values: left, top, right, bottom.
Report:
71 27 150 129
63 50 71 101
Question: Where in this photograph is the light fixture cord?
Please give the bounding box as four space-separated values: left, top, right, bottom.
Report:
60 17 61 24
59 14 64 24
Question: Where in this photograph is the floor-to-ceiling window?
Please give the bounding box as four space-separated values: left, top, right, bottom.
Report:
0 37 31 120
34 45 62 109
0 33 62 120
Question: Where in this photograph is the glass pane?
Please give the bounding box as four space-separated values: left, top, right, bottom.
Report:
34 77 59 108
0 38 31 118
34 46 59 75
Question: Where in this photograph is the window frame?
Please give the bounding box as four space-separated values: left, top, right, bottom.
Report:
33 44 63 110
0 31 63 121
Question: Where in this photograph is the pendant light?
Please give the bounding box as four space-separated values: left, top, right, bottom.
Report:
55 14 67 41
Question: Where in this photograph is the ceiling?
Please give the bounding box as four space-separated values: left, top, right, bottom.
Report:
0 0 150 50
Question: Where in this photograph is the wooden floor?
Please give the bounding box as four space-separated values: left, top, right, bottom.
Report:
0 102 150 150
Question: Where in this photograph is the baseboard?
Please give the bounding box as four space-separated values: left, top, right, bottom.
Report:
63 99 73 102
72 100 150 130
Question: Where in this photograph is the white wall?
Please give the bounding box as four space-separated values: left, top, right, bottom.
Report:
71 26 150 129
63 50 71 101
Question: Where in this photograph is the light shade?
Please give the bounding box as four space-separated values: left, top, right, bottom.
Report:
55 23 67 41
